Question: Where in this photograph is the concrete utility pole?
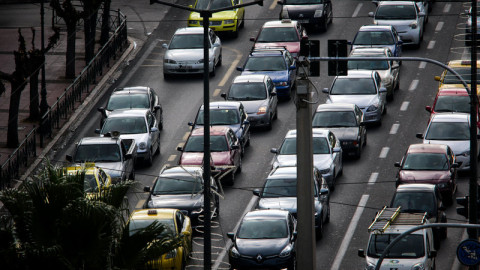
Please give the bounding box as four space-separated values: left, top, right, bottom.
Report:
295 57 316 270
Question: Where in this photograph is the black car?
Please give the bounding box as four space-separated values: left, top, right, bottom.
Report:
98 86 163 129
312 103 367 158
143 165 220 226
227 209 297 270
390 183 447 250
278 0 333 32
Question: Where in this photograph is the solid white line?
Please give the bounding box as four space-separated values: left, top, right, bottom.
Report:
435 21 444 32
418 61 426 69
379 147 389 158
390 123 400 135
443 3 451 13
427 40 436 50
330 194 369 270
352 3 363 18
408 79 419 91
368 172 379 185
400 101 409 111
213 196 258 269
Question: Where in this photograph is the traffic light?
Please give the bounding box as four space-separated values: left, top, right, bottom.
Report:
328 39 348 76
457 196 469 218
299 39 320 77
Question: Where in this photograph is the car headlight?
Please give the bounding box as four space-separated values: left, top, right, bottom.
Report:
410 21 418 29
165 249 177 259
366 104 379 112
189 20 199 25
412 263 425 270
230 246 241 258
257 106 267 115
279 244 293 258
164 59 177 64
139 142 147 150
224 19 234 24
281 9 289 19
314 9 324 18
275 81 288 86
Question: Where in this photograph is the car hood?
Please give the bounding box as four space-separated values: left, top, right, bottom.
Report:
254 42 300 54
423 139 469 155
148 194 203 209
241 70 289 83
234 238 289 257
327 127 359 140
181 152 232 165
327 94 378 108
274 154 332 170
120 133 149 146
165 49 211 61
242 100 269 114
189 10 235 20
72 162 123 178
375 20 418 32
398 170 451 183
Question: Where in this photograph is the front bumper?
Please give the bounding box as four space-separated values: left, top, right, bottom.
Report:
164 62 213 75
360 107 382 123
248 113 271 128
229 254 293 269
188 20 238 32
274 84 291 98
398 28 421 45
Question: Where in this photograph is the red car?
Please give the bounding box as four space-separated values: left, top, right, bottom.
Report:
177 126 242 186
394 143 458 205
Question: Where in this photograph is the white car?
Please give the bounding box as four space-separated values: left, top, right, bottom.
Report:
369 1 425 47
162 27 222 78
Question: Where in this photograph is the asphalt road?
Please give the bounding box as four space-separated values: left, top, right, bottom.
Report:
52 0 474 269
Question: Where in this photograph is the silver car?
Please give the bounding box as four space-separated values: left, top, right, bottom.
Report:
221 74 278 130
162 27 222 78
416 113 480 171
322 70 387 125
270 128 342 189
97 109 160 166
348 47 400 101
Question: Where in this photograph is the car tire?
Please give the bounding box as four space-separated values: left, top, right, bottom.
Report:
395 80 400 91
273 106 278 120
363 133 367 146
319 16 327 32
316 219 323 240
355 145 362 159
387 91 394 102
210 63 216 77
382 105 387 115
287 255 296 270
237 156 242 173
154 138 160 156
218 52 222 67
145 149 153 167
245 132 251 147
433 232 441 250
266 118 272 131
325 205 330 223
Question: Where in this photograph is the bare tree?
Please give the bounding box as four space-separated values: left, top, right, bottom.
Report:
81 0 103 65
100 0 111 47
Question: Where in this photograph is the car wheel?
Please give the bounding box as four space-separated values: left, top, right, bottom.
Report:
395 79 400 91
287 255 296 270
382 104 387 115
245 132 251 147
319 16 327 32
154 138 160 155
266 117 273 131
145 149 153 167
273 106 278 120
316 219 323 240
441 227 447 240
363 133 367 146
240 14 245 29
210 62 216 76
387 90 394 102
325 205 330 223
355 145 362 159
129 167 135 181
433 231 441 250
217 52 222 67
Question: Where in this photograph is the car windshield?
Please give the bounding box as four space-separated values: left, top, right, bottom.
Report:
102 117 147 134
257 27 299 42
152 176 202 195
425 121 470 140
330 78 377 95
84 174 99 193
312 111 358 127
375 5 417 20
169 34 207 49
106 94 150 110
434 95 470 113
353 31 394 46
244 56 287 71
228 82 267 100
195 0 232 9
237 219 288 239
348 59 389 70
74 144 122 163
262 178 318 197
279 137 330 155
443 68 480 84
402 153 449 170
391 192 436 217
284 0 323 4
367 234 425 258
196 109 240 125
128 218 175 237
184 135 229 152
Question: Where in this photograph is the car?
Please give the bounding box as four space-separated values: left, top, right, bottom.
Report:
390 184 447 250
189 101 250 155
368 1 425 47
322 70 387 125
143 165 220 226
227 209 297 270
253 166 330 238
96 109 160 166
187 0 245 37
177 126 242 186
348 47 400 101
250 19 308 58
97 86 163 129
127 208 192 270
162 27 222 78
373 0 431 24
312 103 367 158
221 74 278 130
349 25 403 59
393 143 458 205
64 163 112 198
270 128 342 189
416 113 480 172
278 0 333 32
434 60 480 92
237 47 297 99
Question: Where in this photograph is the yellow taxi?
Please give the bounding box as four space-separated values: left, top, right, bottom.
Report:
128 209 192 270
434 60 480 93
187 0 245 37
64 163 112 197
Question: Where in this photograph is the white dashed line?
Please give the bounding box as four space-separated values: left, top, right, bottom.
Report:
368 172 379 185
168 155 176 162
213 88 221 97
135 199 145 209
352 3 363 18
183 132 190 141
379 147 390 158
443 3 451 13
408 79 419 91
330 194 369 270
435 21 444 32
400 101 409 111
390 123 400 134
427 40 436 50
269 0 277 10
419 61 426 69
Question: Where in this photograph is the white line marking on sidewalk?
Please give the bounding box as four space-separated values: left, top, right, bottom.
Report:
443 3 451 13
390 123 400 134
427 40 436 50
435 21 444 32
368 173 379 185
400 101 409 111
408 79 419 91
330 194 369 270
419 61 426 69
379 147 390 158
352 3 363 17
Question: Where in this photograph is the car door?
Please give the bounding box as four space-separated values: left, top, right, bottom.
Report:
284 50 296 86
328 131 341 174
146 111 158 150
209 29 221 63
267 77 278 117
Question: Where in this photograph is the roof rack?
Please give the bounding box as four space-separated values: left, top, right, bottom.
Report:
250 46 288 54
368 206 427 234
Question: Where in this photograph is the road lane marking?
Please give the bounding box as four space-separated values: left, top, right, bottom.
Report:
136 199 145 209
427 40 436 50
269 0 277 10
219 48 243 87
352 3 363 17
214 195 258 269
419 61 426 69
177 142 184 149
379 147 389 158
408 79 419 91
435 21 444 32
213 88 221 97
183 132 190 141
390 123 400 134
400 101 409 111
368 172 379 185
443 3 451 13
168 155 176 162
330 194 369 270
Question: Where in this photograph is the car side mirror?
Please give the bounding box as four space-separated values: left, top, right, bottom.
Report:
425 106 432 113
358 249 365 258
368 11 374 17
394 162 401 167
66 154 73 162
416 133 424 139
270 148 278 154
439 203 446 211
236 66 244 71
277 0 284 4
177 146 184 151
253 188 261 196
151 127 159 133
322 88 329 93
347 41 352 45
359 121 366 126
250 37 256 42
97 107 105 113
434 76 441 82
232 144 240 150
125 153 132 160
392 63 400 69
429 250 437 258
320 189 329 196
333 147 341 153
270 91 277 96
154 105 161 112
397 40 403 45
227 232 235 240
144 186 151 192
221 93 227 100
451 163 459 168
419 11 425 17
289 65 296 70
188 122 194 126
95 129 101 134
162 43 168 49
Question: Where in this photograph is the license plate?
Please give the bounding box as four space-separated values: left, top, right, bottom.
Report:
299 19 309 23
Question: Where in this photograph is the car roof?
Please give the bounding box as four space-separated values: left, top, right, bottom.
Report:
106 109 149 118
201 101 242 110
335 70 375 78
244 209 290 220
285 128 330 138
378 1 416 6
438 88 469 96
113 86 151 93
232 74 268 84
160 165 204 176
407 143 448 154
79 136 119 145
430 112 470 122
174 27 207 35
130 209 176 220
191 126 231 136
315 103 357 112
262 19 298 28
358 25 395 32
395 183 437 193
350 47 391 56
